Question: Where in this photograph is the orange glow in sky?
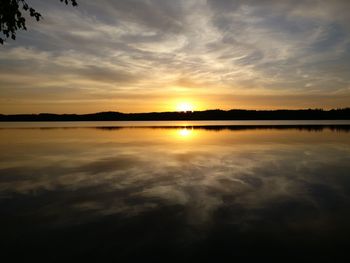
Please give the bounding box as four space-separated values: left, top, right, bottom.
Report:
176 102 194 112
1 0 350 114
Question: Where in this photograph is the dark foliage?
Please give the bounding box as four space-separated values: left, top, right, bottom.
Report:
0 0 77 44
1 108 350 121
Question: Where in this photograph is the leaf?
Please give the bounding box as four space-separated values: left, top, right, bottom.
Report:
1 0 78 44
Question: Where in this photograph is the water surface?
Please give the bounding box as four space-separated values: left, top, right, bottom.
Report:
1 123 350 261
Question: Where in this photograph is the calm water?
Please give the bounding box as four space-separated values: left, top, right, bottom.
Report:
1 122 350 261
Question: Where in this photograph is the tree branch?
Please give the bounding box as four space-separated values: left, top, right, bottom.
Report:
0 0 78 44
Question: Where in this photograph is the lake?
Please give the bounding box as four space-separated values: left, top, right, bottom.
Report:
1 121 350 262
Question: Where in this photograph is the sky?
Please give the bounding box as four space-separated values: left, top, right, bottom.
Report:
1 0 350 114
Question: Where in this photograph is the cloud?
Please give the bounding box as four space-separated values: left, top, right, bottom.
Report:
0 0 350 113
1 126 350 230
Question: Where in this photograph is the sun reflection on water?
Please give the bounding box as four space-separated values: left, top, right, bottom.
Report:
178 127 193 138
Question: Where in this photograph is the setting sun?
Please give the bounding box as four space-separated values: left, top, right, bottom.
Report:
1 0 350 261
176 102 194 112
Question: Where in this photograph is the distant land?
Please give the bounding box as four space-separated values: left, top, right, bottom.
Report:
1 108 350 121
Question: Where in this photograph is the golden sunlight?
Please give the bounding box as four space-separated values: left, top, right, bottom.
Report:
178 127 192 137
170 127 194 140
176 102 194 112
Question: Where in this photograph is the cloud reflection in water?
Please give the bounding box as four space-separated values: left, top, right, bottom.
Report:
0 126 350 261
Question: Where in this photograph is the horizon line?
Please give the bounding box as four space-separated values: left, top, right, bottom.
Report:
2 107 350 116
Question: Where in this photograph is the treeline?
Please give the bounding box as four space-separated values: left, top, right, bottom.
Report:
1 108 350 121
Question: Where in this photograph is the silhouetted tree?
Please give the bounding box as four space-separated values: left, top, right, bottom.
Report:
0 0 77 44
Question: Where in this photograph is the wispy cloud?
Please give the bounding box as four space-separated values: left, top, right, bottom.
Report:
1 0 350 113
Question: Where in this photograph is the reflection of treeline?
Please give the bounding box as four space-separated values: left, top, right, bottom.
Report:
95 125 350 132
4 126 349 132
194 125 350 132
1 108 350 121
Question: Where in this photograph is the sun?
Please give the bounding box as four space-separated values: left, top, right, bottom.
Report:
176 102 194 112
